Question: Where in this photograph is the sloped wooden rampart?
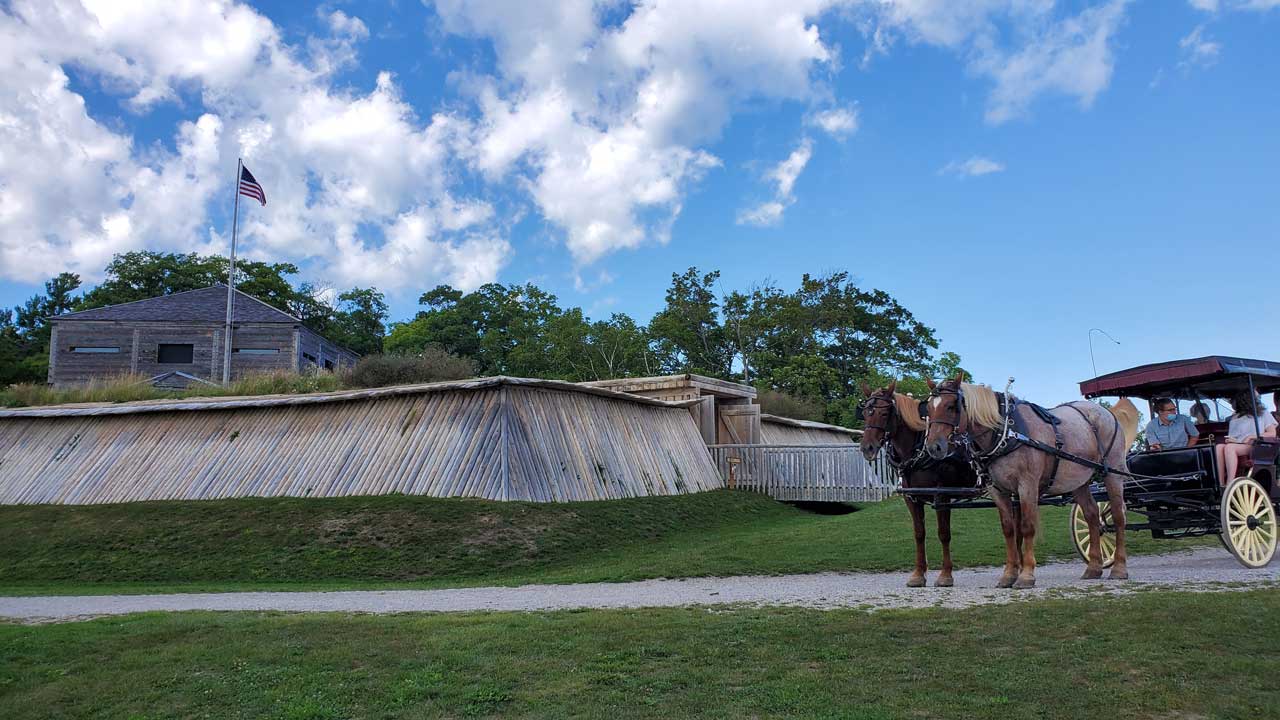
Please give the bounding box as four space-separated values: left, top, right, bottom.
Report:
0 377 721 504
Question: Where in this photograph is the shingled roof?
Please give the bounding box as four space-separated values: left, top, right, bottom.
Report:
52 285 301 324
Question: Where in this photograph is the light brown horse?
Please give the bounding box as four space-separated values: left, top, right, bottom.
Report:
859 381 979 587
922 374 1139 589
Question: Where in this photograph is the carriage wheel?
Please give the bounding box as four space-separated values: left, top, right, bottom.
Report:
1220 477 1277 569
1070 500 1116 569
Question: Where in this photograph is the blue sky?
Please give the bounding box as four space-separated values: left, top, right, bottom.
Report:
1 1 1277 405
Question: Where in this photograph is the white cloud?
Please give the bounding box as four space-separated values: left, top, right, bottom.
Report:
1178 24 1221 69
1190 0 1280 9
0 0 1170 291
808 106 860 139
436 0 841 263
939 156 1005 177
0 0 506 291
854 0 1132 124
738 138 813 227
326 10 368 39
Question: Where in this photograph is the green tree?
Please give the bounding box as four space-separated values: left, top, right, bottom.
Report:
1 273 83 386
648 268 732 376
330 288 389 356
79 251 299 313
388 283 567 378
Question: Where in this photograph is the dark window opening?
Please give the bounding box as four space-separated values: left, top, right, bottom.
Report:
302 352 317 365
71 346 120 353
324 359 335 370
234 348 280 355
157 343 195 364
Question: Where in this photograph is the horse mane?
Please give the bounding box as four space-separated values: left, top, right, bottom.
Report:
893 393 927 432
960 382 1006 430
1108 397 1140 449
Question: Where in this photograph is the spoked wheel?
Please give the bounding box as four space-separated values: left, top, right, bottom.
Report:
1070 500 1116 569
1220 477 1277 568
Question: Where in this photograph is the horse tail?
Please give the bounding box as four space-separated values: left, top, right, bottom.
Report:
1107 397 1140 451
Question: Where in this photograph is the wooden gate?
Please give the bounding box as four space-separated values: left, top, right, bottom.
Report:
708 444 897 502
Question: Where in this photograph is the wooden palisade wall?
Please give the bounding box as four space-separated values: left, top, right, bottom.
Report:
0 378 721 505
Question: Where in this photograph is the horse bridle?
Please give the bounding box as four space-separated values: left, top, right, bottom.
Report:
927 383 969 447
860 393 898 437
862 392 934 472
928 381 1022 491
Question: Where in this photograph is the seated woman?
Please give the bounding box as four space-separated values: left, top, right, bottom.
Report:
1215 392 1279 485
1190 401 1211 426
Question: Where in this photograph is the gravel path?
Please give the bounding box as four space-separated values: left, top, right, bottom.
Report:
3 547 1276 624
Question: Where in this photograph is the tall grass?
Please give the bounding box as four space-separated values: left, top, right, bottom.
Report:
0 370 344 408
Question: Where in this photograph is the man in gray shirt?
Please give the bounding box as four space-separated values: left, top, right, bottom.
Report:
1145 398 1199 450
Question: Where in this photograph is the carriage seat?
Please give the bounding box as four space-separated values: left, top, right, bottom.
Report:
1192 421 1229 444
1241 437 1280 471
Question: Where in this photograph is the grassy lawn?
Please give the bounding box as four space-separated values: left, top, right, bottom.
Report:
0 590 1275 719
0 490 1208 596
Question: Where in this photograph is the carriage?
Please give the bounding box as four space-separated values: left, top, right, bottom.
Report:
1074 355 1279 569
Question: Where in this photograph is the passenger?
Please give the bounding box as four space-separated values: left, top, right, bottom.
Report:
1145 398 1198 451
1215 392 1279 486
1189 401 1211 426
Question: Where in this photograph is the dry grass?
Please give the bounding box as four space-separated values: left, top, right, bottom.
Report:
0 370 343 408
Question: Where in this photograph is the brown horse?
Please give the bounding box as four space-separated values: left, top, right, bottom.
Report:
859 381 980 588
922 374 1139 589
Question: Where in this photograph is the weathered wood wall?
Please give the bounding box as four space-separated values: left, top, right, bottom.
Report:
760 417 857 445
49 321 303 386
0 377 721 505
296 326 359 372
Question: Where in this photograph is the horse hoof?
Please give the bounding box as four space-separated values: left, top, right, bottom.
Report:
1012 576 1036 590
996 575 1016 589
1081 567 1103 580
934 576 954 588
1108 568 1129 581
906 575 927 588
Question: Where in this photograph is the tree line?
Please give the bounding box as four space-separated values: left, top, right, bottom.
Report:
1 255 963 426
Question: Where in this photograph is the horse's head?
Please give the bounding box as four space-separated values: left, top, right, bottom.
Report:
924 372 967 460
858 380 897 462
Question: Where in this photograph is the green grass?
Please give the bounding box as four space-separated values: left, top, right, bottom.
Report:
0 491 1207 595
1 590 1276 719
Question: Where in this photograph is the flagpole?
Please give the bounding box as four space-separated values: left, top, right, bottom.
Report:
223 158 242 385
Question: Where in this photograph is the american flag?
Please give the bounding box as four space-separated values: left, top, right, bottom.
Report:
239 165 266 206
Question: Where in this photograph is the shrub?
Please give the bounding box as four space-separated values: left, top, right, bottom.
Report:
343 348 476 388
756 389 826 422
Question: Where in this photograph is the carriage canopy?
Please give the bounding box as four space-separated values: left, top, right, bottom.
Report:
1080 356 1280 399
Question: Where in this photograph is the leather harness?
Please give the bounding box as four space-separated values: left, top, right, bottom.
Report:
927 384 1124 496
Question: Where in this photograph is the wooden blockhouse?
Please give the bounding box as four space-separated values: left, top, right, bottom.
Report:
47 285 359 388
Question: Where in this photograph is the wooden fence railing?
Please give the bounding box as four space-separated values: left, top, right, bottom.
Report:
708 444 898 502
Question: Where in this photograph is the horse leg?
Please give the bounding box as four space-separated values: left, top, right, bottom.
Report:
906 499 928 587
1013 503 1025 564
990 492 1020 588
1104 473 1129 580
934 503 954 587
1013 482 1040 589
1072 485 1104 579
